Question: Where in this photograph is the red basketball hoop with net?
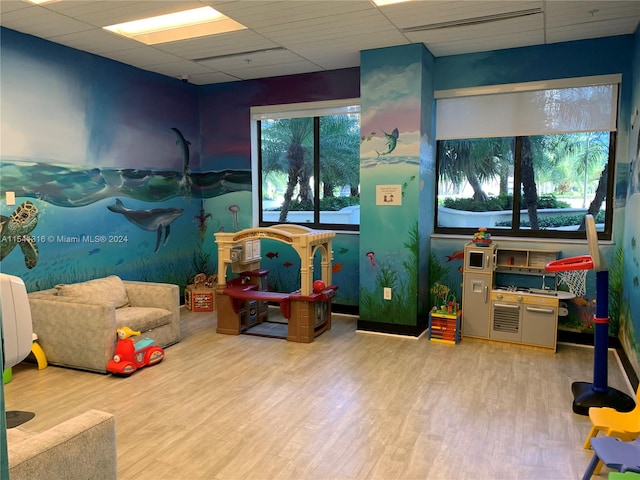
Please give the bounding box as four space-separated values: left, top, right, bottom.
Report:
545 255 593 298
547 215 636 416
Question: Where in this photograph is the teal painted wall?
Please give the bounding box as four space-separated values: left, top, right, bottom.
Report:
0 329 7 478
620 27 640 376
358 44 434 332
430 34 639 377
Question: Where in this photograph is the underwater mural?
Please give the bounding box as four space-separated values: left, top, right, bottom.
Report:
1 27 361 305
619 56 640 375
0 28 252 293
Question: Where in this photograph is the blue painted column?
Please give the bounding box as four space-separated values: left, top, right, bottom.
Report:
358 43 436 335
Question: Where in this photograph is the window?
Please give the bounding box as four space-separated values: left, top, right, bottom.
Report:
253 100 361 230
434 76 619 240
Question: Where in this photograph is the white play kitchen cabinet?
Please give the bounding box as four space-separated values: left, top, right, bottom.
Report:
462 243 567 351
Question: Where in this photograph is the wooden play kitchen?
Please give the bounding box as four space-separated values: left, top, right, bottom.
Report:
461 242 574 351
214 224 337 343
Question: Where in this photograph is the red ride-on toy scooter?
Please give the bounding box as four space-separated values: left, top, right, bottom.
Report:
107 327 165 376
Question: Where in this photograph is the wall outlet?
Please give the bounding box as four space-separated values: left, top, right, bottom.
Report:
383 287 392 300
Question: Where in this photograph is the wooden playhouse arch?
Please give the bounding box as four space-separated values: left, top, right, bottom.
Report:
215 224 335 296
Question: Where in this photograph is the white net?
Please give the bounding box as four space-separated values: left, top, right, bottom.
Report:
557 269 588 297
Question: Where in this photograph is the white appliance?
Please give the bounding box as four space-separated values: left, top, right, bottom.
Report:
462 243 495 338
1 273 33 370
465 245 495 273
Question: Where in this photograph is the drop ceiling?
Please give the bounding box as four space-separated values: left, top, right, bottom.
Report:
1 1 639 85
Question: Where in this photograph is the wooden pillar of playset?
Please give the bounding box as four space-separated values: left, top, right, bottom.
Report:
288 294 333 343
215 288 241 335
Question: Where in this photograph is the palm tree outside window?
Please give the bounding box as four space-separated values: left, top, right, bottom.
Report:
255 101 361 231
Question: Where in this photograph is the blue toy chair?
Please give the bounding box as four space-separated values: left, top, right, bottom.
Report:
581 436 640 480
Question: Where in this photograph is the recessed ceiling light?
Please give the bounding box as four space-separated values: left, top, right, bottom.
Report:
25 0 60 4
103 6 246 45
372 0 413 6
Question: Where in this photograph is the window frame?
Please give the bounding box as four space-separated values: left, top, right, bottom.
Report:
251 99 361 232
433 77 620 241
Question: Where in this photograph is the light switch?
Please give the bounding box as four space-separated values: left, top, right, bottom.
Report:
6 191 16 206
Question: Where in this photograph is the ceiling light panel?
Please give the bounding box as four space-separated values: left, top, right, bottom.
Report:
40 1 203 26
372 0 415 6
103 6 247 45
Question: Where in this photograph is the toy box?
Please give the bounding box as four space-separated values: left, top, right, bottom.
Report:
185 284 215 312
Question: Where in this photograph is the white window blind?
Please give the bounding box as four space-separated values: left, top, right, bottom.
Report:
251 98 360 121
435 75 619 140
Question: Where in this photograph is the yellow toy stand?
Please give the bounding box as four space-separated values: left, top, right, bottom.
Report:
31 333 48 369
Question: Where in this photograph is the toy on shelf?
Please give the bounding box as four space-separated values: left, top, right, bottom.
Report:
193 273 207 285
430 282 458 315
106 327 164 376
472 227 492 246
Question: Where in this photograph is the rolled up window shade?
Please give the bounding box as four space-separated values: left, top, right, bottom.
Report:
436 76 619 140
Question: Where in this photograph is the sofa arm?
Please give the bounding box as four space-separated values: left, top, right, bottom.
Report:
124 281 179 313
28 295 117 372
8 409 117 480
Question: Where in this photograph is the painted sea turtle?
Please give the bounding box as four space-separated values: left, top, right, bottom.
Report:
0 201 39 269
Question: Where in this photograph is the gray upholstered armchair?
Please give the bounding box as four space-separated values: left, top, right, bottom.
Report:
28 275 180 373
7 409 117 480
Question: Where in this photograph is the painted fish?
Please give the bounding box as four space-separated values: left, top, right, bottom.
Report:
376 128 399 158
445 250 464 262
571 296 591 308
107 199 183 253
266 252 279 259
332 263 343 273
283 261 293 268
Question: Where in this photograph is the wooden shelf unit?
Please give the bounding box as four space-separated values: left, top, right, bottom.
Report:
495 248 559 275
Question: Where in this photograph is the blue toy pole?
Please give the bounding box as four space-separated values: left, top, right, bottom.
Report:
592 270 609 392
547 215 636 416
570 267 634 415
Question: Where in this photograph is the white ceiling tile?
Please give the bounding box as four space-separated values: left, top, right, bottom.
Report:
1 0 638 84
187 70 240 85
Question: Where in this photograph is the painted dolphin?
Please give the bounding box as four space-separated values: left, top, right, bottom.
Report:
376 128 399 158
107 199 184 253
170 127 190 176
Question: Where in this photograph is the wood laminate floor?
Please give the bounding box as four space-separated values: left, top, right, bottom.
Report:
5 307 636 480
